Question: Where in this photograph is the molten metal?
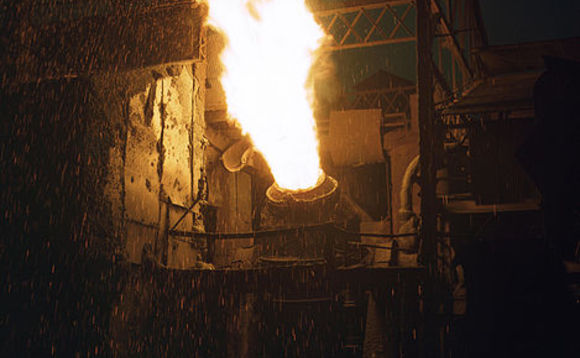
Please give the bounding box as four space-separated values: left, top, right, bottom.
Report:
208 0 325 190
266 174 338 206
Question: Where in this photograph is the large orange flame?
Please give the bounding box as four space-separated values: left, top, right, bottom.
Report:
208 0 325 191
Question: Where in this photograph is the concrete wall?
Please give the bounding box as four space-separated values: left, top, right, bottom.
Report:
87 28 259 270
91 63 208 269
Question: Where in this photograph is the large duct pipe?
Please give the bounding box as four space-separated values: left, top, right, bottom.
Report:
399 155 420 226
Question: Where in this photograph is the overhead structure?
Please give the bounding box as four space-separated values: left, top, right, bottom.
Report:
308 0 485 91
310 0 416 51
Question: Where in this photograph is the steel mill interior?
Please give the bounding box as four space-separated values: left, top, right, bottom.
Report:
1 1 579 357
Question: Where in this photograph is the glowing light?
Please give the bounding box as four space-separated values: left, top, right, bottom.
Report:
208 0 325 190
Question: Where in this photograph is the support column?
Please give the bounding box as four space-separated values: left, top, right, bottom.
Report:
416 0 439 356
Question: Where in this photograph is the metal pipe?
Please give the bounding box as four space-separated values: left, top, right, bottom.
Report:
399 155 420 225
169 224 418 240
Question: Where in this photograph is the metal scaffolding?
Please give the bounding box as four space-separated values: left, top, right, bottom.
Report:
312 0 416 51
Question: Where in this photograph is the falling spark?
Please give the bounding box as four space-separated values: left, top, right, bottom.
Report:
208 0 325 190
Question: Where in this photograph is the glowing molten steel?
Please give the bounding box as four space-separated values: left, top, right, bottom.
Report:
208 0 325 190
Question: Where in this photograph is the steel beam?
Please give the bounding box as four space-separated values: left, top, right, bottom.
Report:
309 0 414 14
431 0 473 80
417 1 447 356
313 0 416 51
324 37 416 51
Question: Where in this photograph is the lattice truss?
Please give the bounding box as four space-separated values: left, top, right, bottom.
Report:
340 86 416 114
313 0 416 51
